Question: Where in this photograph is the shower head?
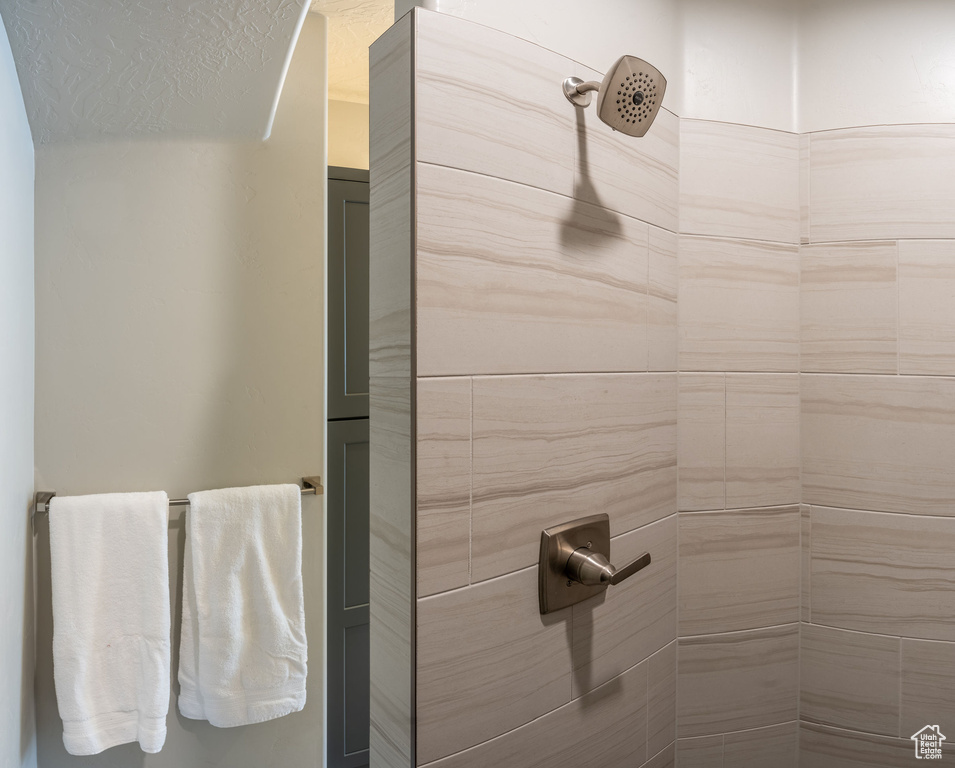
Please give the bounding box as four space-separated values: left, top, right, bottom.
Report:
562 55 667 137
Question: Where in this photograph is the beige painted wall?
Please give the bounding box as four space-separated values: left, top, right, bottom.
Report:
32 14 326 768
0 13 36 768
329 99 369 170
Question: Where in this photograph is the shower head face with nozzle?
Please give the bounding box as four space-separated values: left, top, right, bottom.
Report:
595 56 666 137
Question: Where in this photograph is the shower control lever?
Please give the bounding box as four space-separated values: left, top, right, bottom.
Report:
565 546 651 587
538 513 652 614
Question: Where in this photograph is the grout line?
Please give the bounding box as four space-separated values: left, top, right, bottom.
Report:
807 132 812 245
646 226 651 374
412 657 651 766
807 505 812 625
416 160 680 235
802 369 955 379
898 636 903 739
720 719 802 738
797 620 803 723
675 509 681 746
896 239 901 376
468 376 473 586
722 373 727 511
802 619 955 644
644 742 675 766
800 720 910 743
646 656 651 754
418 371 679 380
679 621 800 641
679 503 801 515
804 502 955 521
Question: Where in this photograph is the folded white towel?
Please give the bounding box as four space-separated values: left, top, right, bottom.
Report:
49 491 171 755
178 484 307 727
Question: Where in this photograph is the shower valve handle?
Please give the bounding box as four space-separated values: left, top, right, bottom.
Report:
564 546 651 587
539 513 653 614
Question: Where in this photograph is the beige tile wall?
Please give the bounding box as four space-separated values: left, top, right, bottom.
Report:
405 11 681 768
799 722 912 768
802 374 955 515
799 119 955 765
677 624 799 737
378 13 955 767
416 162 652 377
675 120 803 762
800 624 900 735
808 125 955 242
678 235 799 372
680 119 799 244
369 16 415 767
800 242 898 374
468 373 676 582
678 506 800 636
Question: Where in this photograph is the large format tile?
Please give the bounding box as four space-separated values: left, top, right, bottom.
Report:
677 624 799 737
369 376 413 766
810 506 955 641
901 639 955 740
420 660 648 768
800 133 810 244
416 566 573 764
415 10 576 196
416 163 650 376
575 65 679 232
416 378 471 597
677 374 724 512
649 227 678 372
369 18 412 383
800 242 898 374
572 517 677 697
802 375 955 515
679 236 799 372
471 374 676 582
369 20 414 762
725 374 800 508
801 505 811 623
899 240 955 375
800 624 900 736
676 736 723 768
678 506 800 636
723 722 798 768
680 120 799 244
799 722 913 768
648 641 677 757
644 742 675 768
809 124 955 242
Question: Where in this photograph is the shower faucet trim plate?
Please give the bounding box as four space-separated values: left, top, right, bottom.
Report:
538 513 652 614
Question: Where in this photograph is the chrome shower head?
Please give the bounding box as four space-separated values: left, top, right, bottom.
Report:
563 55 667 137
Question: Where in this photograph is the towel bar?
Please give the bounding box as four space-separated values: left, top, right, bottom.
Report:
33 476 323 520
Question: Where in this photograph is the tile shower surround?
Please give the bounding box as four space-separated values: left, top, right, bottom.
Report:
371 10 955 768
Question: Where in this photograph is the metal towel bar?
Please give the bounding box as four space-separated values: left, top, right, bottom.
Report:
32 476 323 524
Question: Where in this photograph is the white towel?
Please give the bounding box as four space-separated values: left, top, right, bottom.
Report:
178 484 307 727
49 491 170 755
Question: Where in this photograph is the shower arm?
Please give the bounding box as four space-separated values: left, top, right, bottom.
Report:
562 77 601 107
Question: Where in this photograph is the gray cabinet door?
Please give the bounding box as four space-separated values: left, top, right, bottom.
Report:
327 167 370 768
327 169 370 421
326 418 370 768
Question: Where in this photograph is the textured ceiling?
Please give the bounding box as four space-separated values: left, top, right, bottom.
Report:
310 0 391 104
1 0 309 143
